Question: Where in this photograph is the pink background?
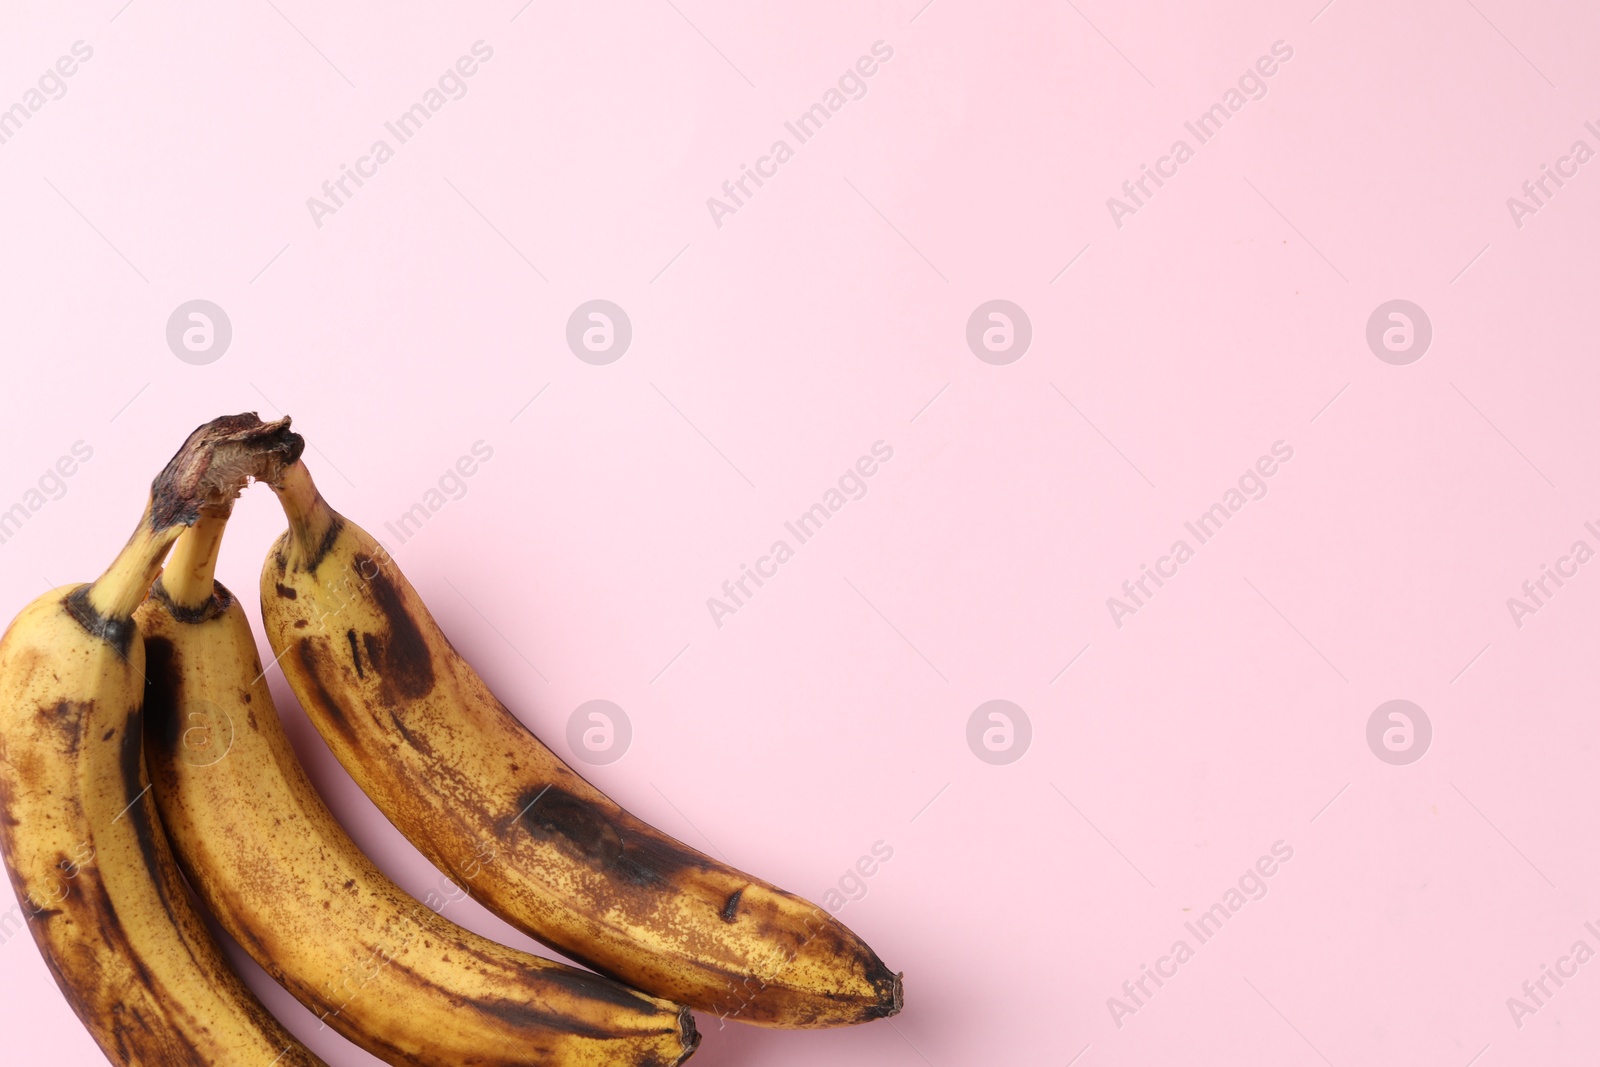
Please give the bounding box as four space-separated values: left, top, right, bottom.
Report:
3 0 1600 1063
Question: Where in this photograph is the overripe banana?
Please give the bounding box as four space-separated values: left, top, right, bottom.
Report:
138 514 699 1066
0 414 324 1066
260 459 902 1028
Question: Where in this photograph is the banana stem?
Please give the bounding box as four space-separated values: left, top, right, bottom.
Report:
85 511 185 620
162 511 230 611
82 413 305 625
272 460 338 558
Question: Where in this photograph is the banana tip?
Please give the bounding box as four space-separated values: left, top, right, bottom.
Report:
674 1006 701 1064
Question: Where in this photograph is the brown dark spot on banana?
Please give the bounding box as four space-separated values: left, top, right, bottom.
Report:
0 776 16 830
346 629 364 678
79 872 215 1065
40 700 87 759
353 559 436 700
236 689 260 731
534 965 674 1014
149 578 232 624
79 855 158 1002
720 887 744 923
119 705 146 801
295 640 354 735
63 585 134 657
294 619 307 629
226 917 274 971
116 705 193 952
284 515 346 576
388 711 432 755
467 995 641 1042
142 637 185 756
303 514 345 573
312 951 680 1067
275 582 297 599
514 786 712 888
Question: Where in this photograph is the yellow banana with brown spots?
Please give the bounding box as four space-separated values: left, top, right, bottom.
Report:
259 458 903 1028
137 513 698 1067
0 414 323 1066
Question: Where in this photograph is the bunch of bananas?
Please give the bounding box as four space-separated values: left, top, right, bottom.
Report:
0 414 901 1066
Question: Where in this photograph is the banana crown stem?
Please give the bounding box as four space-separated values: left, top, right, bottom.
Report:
85 514 183 620
162 512 230 610
272 460 337 557
85 413 304 622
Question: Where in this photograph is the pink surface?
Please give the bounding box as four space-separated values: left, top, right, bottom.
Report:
2 0 1599 1063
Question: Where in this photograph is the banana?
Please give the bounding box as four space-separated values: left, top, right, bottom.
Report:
259 459 903 1028
138 514 699 1067
0 414 324 1066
